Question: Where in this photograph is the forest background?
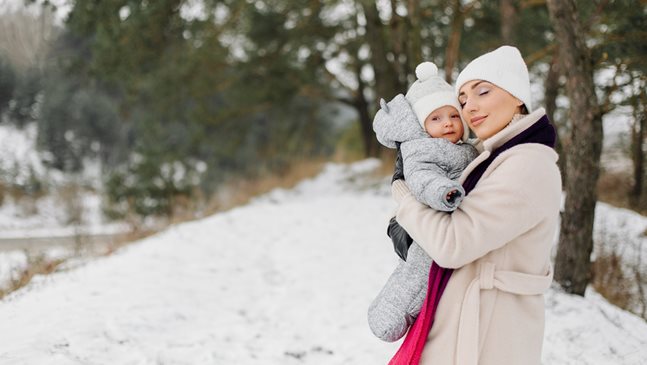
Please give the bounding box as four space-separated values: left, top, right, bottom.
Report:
0 0 645 303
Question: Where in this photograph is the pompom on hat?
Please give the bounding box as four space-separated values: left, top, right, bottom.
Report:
455 45 533 112
405 62 469 142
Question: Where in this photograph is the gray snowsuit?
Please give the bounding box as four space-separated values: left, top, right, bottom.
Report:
368 94 478 342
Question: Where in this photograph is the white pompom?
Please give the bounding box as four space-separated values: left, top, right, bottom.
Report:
415 62 438 81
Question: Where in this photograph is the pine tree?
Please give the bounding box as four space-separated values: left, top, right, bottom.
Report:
548 0 603 295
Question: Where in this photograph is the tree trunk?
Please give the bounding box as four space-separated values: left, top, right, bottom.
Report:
630 89 646 209
544 53 566 185
444 0 464 83
406 0 423 77
354 56 380 157
361 1 400 102
500 0 518 44
388 0 407 87
547 0 603 295
356 96 380 157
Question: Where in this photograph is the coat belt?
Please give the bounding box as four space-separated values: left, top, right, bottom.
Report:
456 262 553 365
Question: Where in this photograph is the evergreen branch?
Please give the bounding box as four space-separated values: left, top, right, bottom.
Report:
524 44 557 67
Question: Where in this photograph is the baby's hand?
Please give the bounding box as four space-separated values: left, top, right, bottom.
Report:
446 189 458 203
372 94 428 148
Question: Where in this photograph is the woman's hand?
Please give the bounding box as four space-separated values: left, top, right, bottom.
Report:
392 179 412 204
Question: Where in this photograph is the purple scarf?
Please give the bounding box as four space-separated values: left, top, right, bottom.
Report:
389 115 556 365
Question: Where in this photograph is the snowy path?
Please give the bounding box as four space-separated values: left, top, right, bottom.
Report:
0 160 646 364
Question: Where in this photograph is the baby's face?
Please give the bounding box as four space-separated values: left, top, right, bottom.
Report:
423 105 464 144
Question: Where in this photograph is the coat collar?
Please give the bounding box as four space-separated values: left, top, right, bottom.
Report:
474 108 547 153
459 107 548 184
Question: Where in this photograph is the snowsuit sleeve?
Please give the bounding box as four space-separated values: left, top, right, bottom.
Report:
372 94 429 148
400 138 478 212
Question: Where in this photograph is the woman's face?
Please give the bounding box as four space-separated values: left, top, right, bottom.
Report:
458 80 523 140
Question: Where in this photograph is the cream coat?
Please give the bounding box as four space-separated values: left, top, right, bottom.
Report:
394 108 561 365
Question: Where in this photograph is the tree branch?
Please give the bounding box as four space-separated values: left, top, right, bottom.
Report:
524 43 557 67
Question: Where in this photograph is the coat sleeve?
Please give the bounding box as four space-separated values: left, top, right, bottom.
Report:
395 147 559 269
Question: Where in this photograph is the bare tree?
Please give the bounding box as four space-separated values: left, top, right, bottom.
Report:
547 0 604 295
321 1 420 158
0 6 58 71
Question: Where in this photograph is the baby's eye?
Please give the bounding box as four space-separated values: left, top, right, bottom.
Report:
431 116 440 121
451 114 460 118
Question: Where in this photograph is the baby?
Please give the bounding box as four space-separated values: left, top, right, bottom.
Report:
369 62 478 342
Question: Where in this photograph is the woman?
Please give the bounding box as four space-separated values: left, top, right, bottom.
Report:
390 45 561 365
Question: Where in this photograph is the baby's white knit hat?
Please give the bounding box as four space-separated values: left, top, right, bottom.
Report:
405 62 469 142
455 45 532 112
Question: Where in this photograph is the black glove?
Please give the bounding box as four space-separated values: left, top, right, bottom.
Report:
387 217 413 261
392 142 404 183
387 142 411 260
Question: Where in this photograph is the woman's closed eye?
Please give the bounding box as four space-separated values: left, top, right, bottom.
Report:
477 87 490 96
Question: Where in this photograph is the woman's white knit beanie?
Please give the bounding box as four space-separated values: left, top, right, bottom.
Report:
455 45 533 112
405 62 469 142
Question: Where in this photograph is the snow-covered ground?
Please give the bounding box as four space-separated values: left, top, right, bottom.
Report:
593 202 647 319
0 159 646 364
0 192 129 239
0 123 128 295
0 123 128 238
